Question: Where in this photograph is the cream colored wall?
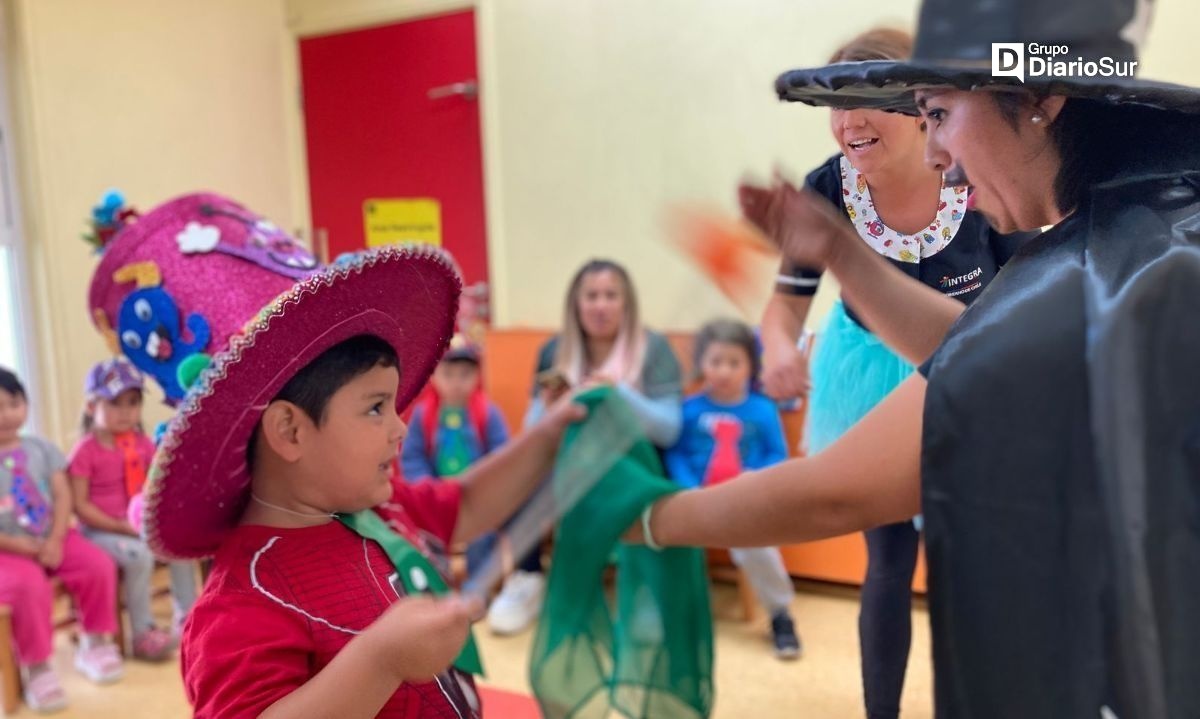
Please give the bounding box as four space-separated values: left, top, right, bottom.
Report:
479 0 920 331
1138 1 1200 85
282 0 921 331
10 0 1200 442
482 0 1200 331
7 0 295 443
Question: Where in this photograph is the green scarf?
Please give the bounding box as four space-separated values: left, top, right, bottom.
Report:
338 509 484 676
530 388 714 718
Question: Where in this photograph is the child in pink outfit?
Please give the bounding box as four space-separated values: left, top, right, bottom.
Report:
68 358 198 662
0 367 123 713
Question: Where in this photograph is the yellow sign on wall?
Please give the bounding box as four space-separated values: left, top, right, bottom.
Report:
363 198 441 248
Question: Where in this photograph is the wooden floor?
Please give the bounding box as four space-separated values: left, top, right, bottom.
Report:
3 574 932 718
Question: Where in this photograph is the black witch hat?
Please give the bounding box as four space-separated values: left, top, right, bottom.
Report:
775 0 1200 115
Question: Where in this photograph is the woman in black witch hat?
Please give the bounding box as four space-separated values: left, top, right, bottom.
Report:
759 25 1036 719
633 1 1200 716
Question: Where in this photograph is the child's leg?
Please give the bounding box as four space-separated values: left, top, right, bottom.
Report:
52 531 124 684
50 530 118 637
0 553 54 666
166 561 199 619
729 547 795 617
81 530 156 633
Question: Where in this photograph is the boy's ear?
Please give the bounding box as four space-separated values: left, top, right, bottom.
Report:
260 400 309 463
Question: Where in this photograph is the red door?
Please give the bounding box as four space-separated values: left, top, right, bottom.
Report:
299 11 489 286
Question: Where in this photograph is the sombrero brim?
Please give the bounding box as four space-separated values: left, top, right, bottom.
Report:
144 245 461 559
775 60 1200 116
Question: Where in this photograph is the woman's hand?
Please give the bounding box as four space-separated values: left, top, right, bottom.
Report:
761 339 812 401
536 389 589 438
739 177 853 271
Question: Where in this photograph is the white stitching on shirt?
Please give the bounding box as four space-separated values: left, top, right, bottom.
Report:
434 675 466 719
249 536 360 636
364 537 395 602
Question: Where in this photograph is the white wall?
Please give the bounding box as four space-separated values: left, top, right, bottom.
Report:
7 0 295 443
480 0 919 330
10 0 1200 442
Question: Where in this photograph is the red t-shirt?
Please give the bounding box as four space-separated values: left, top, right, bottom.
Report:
181 480 481 719
66 433 155 520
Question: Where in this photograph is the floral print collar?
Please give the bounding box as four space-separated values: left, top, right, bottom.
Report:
839 155 968 263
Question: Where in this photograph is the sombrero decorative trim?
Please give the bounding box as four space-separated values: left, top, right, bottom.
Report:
144 244 461 559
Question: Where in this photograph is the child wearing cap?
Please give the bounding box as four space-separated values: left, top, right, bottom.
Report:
136 246 585 718
0 366 124 713
67 357 199 661
401 336 510 581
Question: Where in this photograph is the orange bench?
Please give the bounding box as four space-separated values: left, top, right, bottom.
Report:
481 328 926 595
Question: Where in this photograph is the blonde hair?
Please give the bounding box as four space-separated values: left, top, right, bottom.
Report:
554 260 647 388
828 27 913 63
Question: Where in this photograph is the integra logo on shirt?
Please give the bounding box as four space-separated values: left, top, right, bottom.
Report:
940 267 983 297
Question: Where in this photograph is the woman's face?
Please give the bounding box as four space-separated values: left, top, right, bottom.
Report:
829 107 926 177
915 89 1064 233
575 270 625 341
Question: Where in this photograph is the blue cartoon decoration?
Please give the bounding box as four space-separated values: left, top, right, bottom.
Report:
112 262 211 403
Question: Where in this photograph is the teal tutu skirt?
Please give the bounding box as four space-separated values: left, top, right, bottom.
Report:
807 301 913 454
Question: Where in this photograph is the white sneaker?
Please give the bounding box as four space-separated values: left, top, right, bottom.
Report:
486 570 545 635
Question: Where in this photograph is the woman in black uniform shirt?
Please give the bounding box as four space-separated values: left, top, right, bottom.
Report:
634 1 1200 716
759 27 1032 719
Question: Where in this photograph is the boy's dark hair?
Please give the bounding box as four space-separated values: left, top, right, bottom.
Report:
276 334 400 425
693 318 761 382
0 367 26 400
247 335 399 469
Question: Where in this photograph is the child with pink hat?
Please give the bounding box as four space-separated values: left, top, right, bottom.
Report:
67 356 198 661
88 191 585 717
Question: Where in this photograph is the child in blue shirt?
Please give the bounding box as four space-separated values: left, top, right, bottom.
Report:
401 339 509 579
665 319 801 659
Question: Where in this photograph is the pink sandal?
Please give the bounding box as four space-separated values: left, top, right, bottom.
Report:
74 642 125 683
22 667 68 714
132 627 174 662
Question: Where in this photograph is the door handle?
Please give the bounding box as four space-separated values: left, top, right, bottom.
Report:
427 80 477 101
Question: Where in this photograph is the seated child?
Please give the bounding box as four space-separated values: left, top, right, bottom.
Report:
401 338 509 579
0 367 123 712
68 358 198 661
665 318 802 659
142 248 583 718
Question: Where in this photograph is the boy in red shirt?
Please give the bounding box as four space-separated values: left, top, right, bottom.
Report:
140 247 582 718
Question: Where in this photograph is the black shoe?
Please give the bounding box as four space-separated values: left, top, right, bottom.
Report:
771 612 801 660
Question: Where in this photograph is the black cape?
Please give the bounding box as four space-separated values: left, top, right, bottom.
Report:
920 108 1200 718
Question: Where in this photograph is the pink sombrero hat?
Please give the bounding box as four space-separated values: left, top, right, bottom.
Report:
143 245 461 559
86 191 321 405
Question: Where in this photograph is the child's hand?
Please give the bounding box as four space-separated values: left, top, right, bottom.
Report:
364 594 483 683
37 536 64 570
